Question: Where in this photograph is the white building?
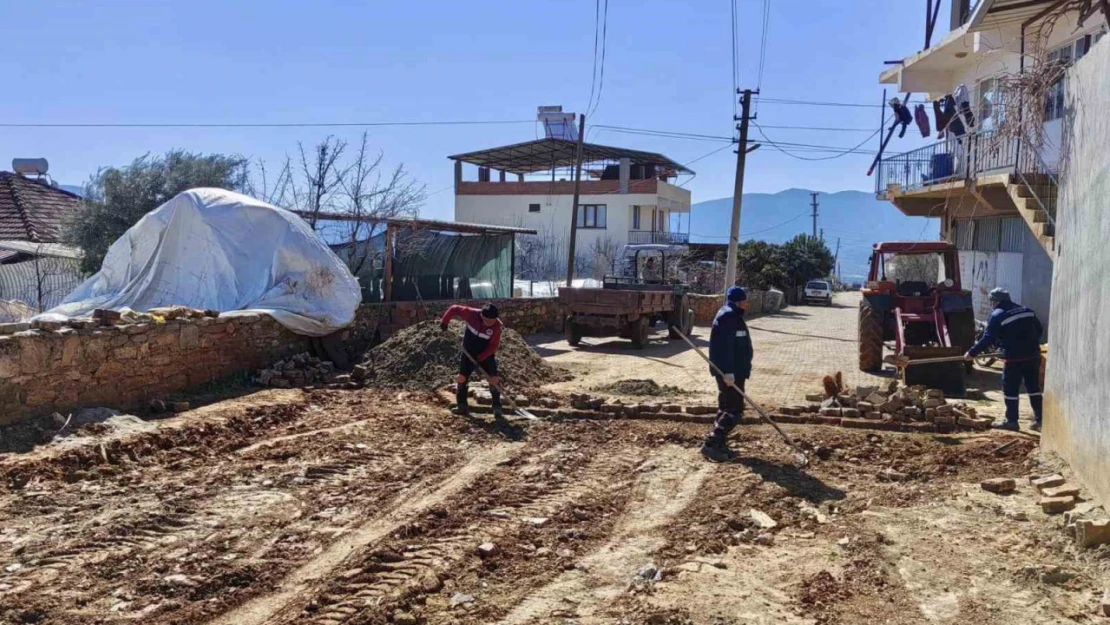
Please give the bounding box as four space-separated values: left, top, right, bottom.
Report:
875 0 1107 329
449 134 692 279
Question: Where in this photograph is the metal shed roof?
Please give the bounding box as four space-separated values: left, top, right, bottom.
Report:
969 0 1105 30
293 211 537 235
448 137 693 176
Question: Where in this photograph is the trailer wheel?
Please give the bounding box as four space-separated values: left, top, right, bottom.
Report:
859 301 884 372
630 316 649 349
946 309 976 373
565 317 582 347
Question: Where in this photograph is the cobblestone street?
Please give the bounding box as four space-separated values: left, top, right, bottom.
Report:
535 291 1032 425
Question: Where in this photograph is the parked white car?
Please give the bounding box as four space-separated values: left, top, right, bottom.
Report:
804 280 833 306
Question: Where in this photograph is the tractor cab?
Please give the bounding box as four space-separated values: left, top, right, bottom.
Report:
859 242 976 394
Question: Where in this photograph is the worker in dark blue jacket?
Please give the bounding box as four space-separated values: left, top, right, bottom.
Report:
702 286 754 462
965 288 1044 431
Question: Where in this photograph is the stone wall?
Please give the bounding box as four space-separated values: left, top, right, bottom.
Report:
1043 38 1110 507
688 290 779 325
0 297 564 424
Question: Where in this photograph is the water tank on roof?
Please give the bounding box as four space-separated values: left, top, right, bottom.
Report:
12 158 49 175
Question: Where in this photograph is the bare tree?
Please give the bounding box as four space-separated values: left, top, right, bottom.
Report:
586 235 621 280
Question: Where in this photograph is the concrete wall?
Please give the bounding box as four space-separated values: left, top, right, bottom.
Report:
688 290 784 325
1021 226 1054 336
1043 37 1110 506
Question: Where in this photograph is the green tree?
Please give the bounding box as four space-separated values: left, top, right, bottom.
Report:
64 150 249 274
779 234 835 291
736 240 786 290
734 235 834 292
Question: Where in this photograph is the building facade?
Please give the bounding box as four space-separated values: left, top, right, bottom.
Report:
874 0 1107 331
450 136 692 279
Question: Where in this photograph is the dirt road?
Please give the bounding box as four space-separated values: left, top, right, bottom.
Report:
1 378 1101 624
535 291 1033 425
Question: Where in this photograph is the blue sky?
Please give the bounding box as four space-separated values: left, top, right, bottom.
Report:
1 0 946 221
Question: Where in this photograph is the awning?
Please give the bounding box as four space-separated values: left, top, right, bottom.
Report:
448 137 692 177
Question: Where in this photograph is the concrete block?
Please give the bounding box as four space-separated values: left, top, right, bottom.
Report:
820 407 842 417
981 478 1016 494
1042 485 1080 499
1075 519 1110 548
1032 474 1066 490
1040 496 1077 514
842 408 860 418
924 398 945 408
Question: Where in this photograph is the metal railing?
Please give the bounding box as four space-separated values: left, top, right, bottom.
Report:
1015 143 1059 230
875 129 1020 196
627 230 690 245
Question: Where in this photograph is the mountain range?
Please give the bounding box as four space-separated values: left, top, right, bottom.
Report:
688 188 939 282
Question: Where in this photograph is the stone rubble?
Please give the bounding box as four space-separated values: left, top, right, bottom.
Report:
255 352 336 388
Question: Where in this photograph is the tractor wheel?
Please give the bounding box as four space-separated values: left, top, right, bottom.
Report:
565 317 582 347
630 316 649 349
946 309 976 373
859 301 884 372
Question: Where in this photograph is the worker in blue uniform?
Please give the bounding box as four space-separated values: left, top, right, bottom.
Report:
965 288 1044 431
702 286 754 462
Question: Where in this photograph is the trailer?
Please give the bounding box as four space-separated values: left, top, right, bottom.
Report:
560 277 693 349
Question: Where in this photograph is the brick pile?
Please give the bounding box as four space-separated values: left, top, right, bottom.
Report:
777 373 993 432
255 352 337 388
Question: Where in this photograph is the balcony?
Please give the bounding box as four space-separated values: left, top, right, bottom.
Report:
628 230 689 245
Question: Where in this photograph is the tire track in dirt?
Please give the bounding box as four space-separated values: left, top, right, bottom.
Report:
495 445 710 624
292 448 645 625
206 442 521 625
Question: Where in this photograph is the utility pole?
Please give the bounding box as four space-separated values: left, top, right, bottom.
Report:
724 88 756 292
810 192 819 239
820 228 824 241
833 237 841 281
565 114 586 287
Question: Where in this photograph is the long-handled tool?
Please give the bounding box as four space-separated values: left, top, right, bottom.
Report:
456 341 538 420
671 326 810 468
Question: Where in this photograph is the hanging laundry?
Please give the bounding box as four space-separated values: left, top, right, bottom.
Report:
954 84 975 129
943 95 966 137
913 104 930 138
889 97 913 139
933 99 953 137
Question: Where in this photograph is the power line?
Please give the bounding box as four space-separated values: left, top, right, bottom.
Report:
755 0 771 94
756 124 877 132
753 122 881 160
0 119 536 129
585 0 602 115
730 0 740 117
587 0 610 119
691 209 810 240
591 124 735 142
754 97 923 109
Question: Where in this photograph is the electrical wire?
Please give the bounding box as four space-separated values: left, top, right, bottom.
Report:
755 0 771 98
753 122 881 160
587 0 610 119
585 0 602 116
591 124 735 142
0 119 536 129
754 97 922 108
730 0 740 117
690 209 810 240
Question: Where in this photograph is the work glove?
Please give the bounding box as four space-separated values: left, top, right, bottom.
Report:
723 373 735 385
963 351 973 361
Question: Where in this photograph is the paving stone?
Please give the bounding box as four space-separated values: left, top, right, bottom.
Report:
1075 519 1110 548
981 478 1016 494
1042 485 1080 499
1040 496 1077 514
1032 474 1066 490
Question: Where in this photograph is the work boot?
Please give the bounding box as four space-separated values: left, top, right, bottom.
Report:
1031 420 1042 432
455 382 470 416
451 405 471 417
700 440 734 463
997 419 1019 432
492 405 505 420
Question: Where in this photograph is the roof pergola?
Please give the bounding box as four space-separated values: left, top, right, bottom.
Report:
448 137 693 177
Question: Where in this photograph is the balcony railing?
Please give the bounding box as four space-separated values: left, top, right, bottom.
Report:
628 230 689 245
875 130 1021 196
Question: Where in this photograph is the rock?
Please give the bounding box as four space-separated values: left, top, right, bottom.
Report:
477 542 500 557
926 389 944 399
418 572 443 593
1101 591 1110 617
805 393 825 402
838 537 851 546
842 408 860 418
856 401 875 412
524 517 550 528
879 397 904 413
163 574 198 587
450 593 476 608
750 509 778 529
1042 485 1080 498
1040 496 1077 514
820 407 842 417
934 415 956 426
4 563 22 573
878 468 909 482
148 399 167 413
636 562 662 582
1075 519 1110 548
865 411 882 420
925 408 937 420
1031 474 1066 490
936 404 955 416
753 533 775 546
820 397 839 410
855 385 879 399
1039 566 1074 585
534 547 552 557
393 611 418 625
170 401 190 413
981 478 1016 494
866 392 888 405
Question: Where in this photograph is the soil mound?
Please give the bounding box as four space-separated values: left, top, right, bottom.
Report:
595 379 685 396
357 319 568 390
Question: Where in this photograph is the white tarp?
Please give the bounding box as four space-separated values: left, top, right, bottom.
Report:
39 188 360 336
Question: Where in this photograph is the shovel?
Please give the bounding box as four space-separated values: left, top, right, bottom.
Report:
671 326 810 468
457 343 538 421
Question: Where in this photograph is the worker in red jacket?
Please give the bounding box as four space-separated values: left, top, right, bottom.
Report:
441 303 503 418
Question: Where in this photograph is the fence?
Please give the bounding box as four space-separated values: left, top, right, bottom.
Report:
875 130 1025 196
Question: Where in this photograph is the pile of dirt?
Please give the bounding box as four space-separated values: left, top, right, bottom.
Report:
354 319 569 390
594 379 685 396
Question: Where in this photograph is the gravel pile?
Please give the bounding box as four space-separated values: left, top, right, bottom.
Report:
594 379 685 397
354 319 567 391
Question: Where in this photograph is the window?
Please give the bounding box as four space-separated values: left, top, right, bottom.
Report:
975 77 1004 131
657 209 666 232
1044 31 1105 122
528 203 541 213
632 205 641 230
576 204 607 229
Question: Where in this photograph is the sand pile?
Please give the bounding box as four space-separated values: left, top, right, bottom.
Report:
594 379 685 397
354 319 568 390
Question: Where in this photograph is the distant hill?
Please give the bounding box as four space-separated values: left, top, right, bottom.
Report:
688 188 939 281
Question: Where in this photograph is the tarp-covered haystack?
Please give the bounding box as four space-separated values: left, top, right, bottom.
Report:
354 319 568 390
39 188 360 336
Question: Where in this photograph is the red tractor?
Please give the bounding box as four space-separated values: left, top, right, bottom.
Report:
858 242 976 394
